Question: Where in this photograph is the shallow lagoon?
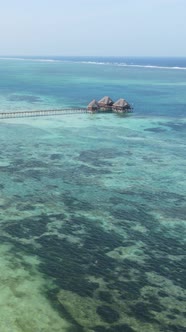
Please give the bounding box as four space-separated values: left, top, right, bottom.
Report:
0 57 186 331
0 112 185 332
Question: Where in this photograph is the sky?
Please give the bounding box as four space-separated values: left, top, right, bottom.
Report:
0 0 185 56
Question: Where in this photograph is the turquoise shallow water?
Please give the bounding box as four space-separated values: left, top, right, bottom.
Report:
0 57 186 332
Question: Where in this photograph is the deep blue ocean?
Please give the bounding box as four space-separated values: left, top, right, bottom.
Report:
0 56 185 332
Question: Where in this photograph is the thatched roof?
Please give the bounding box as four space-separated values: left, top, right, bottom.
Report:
87 99 99 108
98 96 114 106
113 98 130 108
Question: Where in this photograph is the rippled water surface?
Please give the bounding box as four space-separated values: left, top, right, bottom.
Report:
0 57 185 332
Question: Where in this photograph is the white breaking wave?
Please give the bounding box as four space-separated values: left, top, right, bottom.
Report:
0 57 28 61
78 61 186 71
118 64 186 70
0 57 59 63
0 57 186 70
80 61 109 65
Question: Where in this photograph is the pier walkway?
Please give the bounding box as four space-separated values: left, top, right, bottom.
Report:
0 108 89 119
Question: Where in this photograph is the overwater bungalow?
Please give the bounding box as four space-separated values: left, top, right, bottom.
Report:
112 98 132 113
87 96 132 113
87 99 99 111
98 96 114 111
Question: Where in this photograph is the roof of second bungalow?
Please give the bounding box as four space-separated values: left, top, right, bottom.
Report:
98 96 114 105
113 98 130 108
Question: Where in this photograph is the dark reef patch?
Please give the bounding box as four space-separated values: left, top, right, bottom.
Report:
61 193 94 212
50 154 62 160
158 291 169 298
98 291 113 303
115 189 185 205
12 159 48 168
129 302 158 323
82 225 123 251
116 279 143 300
144 127 167 133
96 305 120 323
158 121 186 132
144 250 186 289
37 234 100 297
4 214 50 239
77 148 120 167
167 325 186 332
21 169 42 180
170 309 180 315
111 205 154 228
93 327 108 332
166 314 176 320
164 206 186 221
94 324 135 332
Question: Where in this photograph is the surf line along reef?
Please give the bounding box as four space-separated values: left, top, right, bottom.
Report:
0 96 132 119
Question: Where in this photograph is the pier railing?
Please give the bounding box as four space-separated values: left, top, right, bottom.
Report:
0 108 89 119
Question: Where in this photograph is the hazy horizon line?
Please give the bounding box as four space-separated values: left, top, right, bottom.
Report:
0 55 186 58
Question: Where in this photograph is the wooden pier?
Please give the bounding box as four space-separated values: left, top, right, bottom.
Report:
0 108 89 119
